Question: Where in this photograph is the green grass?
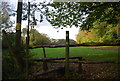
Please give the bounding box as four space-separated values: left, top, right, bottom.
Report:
30 47 119 62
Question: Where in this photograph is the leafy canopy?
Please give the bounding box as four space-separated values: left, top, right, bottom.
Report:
44 2 120 30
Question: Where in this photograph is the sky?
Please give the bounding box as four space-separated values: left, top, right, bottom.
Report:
8 0 80 41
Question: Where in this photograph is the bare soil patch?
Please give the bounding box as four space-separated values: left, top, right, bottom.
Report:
29 62 119 81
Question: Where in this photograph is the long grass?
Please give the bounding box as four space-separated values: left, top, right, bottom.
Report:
30 47 119 62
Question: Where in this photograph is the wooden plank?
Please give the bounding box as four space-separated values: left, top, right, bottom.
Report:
33 66 65 76
31 56 82 61
29 44 119 49
46 60 118 64
82 61 118 64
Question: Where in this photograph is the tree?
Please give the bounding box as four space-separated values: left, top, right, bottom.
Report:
50 39 77 45
56 39 66 45
45 2 120 30
21 28 27 45
16 2 120 33
2 32 15 49
69 39 77 45
45 2 82 28
76 29 100 43
0 2 14 40
0 2 13 30
22 1 52 48
76 18 120 44
22 1 50 28
22 28 27 37
50 38 58 45
29 29 51 46
46 2 119 44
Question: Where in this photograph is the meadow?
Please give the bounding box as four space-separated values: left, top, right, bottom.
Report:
30 46 119 62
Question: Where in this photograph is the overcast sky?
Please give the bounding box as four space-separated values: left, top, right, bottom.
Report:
8 0 79 41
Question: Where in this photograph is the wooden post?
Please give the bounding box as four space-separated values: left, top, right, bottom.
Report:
42 47 48 71
15 0 24 70
78 57 82 72
15 0 23 53
65 31 69 79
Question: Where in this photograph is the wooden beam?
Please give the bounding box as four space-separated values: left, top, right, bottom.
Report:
44 60 118 64
33 66 65 76
29 44 119 49
31 56 82 61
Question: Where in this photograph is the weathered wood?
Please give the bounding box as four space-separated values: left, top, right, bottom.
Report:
42 47 47 58
42 47 48 71
29 45 65 49
15 1 22 53
33 66 65 76
25 37 28 76
31 56 82 61
82 61 118 64
45 60 118 64
78 57 82 72
65 31 69 79
15 0 24 71
29 44 119 49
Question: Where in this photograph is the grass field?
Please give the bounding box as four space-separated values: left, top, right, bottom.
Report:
30 47 119 62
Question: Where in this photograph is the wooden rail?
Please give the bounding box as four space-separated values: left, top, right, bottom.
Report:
29 44 119 49
45 60 119 64
31 56 83 74
33 66 65 76
31 56 82 61
29 31 119 78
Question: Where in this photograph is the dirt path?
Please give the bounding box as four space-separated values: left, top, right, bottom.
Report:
29 62 119 80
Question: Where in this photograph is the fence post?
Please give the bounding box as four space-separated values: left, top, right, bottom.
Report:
78 57 82 72
15 1 22 56
65 31 70 79
42 47 48 71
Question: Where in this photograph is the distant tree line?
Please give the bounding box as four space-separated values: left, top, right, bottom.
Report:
22 28 51 46
2 28 77 49
76 18 120 45
51 39 77 45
